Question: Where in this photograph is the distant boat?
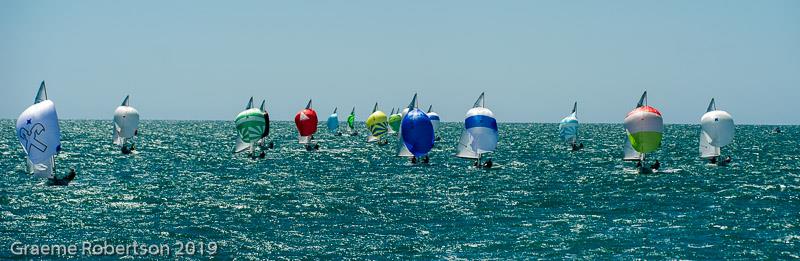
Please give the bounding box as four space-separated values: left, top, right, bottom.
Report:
559 102 581 151
327 107 341 135
16 81 63 181
113 95 140 154
398 94 435 162
427 105 441 141
366 103 389 144
455 92 498 168
346 107 359 136
699 98 734 165
387 108 402 134
295 99 319 150
234 97 267 158
623 91 664 173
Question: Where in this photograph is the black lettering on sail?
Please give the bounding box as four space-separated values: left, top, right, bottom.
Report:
19 123 48 153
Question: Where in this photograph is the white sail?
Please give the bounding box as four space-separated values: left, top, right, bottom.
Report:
699 130 720 159
16 81 60 179
455 130 479 159
113 95 140 145
623 131 642 161
233 137 252 153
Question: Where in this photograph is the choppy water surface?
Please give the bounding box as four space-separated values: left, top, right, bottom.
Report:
1 120 799 259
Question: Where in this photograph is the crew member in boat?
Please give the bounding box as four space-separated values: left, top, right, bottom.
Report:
650 160 661 171
49 168 77 186
483 158 493 168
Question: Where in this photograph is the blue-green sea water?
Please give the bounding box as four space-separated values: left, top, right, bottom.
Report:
1 120 799 259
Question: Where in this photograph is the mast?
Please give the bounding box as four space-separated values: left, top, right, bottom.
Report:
372 102 378 113
305 99 312 109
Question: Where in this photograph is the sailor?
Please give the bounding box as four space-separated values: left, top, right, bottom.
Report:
571 143 579 151
774 127 782 133
411 156 417 164
579 143 584 149
422 156 430 164
121 144 132 154
335 131 343 136
49 168 77 186
724 156 732 164
651 160 661 170
709 156 718 164
258 151 266 159
483 158 493 168
268 141 274 149
314 144 320 150
636 161 642 168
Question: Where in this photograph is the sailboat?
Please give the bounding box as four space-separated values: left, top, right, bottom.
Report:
623 91 664 173
16 81 70 184
234 97 267 158
388 108 402 134
327 107 342 136
699 98 734 165
113 95 140 154
295 99 319 150
559 102 581 151
346 107 359 136
427 105 441 141
366 103 389 144
398 94 435 163
455 92 498 168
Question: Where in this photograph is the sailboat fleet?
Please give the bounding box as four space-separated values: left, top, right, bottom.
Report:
14 80 749 186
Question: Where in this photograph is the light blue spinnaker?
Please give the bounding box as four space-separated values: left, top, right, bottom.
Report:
559 102 579 144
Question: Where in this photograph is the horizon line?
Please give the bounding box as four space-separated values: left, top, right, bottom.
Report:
0 118 793 126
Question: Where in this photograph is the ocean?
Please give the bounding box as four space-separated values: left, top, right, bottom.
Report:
1 120 798 259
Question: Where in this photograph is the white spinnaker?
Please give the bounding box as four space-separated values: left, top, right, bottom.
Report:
113 105 140 145
700 110 734 148
699 130 720 159
16 95 60 179
623 130 642 161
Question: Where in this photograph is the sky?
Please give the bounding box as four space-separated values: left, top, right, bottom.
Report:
1 0 798 124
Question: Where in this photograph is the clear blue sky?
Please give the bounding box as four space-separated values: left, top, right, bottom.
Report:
1 0 798 124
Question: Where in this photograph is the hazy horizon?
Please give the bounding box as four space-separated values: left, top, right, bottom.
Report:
2 1 798 124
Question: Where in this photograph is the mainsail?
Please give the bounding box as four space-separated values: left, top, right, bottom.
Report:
399 94 435 157
366 103 389 142
699 98 734 159
113 95 140 146
295 99 318 144
558 102 579 144
455 92 498 159
327 107 339 133
16 81 61 179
